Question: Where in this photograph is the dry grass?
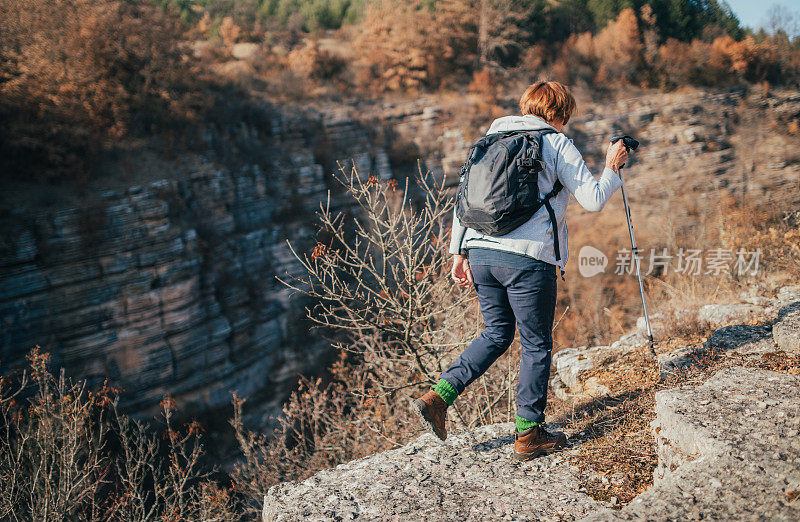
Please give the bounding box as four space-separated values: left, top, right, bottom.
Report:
548 324 800 507
547 344 664 506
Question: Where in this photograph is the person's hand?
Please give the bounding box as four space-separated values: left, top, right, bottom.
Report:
451 254 473 288
605 140 629 173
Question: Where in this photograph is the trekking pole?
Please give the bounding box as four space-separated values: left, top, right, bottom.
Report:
610 135 657 358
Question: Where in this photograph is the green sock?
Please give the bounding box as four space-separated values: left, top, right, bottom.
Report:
515 414 540 433
432 379 457 406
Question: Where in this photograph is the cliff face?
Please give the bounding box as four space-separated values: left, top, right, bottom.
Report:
1 86 798 418
1 165 302 416
0 108 400 417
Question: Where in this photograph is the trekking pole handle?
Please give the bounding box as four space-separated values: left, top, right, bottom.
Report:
610 135 639 169
610 135 640 151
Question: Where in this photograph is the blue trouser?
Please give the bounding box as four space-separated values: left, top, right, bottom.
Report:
439 263 557 423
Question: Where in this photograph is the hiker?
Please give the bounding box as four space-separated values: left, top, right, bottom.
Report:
413 80 628 460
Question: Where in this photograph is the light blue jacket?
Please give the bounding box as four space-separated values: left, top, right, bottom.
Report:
449 114 622 267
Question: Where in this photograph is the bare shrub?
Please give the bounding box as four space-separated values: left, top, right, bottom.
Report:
0 348 237 521
229 165 511 510
0 349 112 520
282 166 473 389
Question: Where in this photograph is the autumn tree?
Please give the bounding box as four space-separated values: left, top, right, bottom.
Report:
0 0 205 181
354 0 477 91
593 7 644 84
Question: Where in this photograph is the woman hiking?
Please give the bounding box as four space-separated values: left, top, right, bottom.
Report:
412 80 628 460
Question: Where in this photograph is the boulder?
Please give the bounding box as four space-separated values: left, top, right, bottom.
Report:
697 303 773 328
552 347 595 396
232 42 259 61
551 345 626 400
773 302 800 355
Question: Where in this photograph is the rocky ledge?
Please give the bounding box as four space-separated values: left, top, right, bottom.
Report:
262 289 800 521
263 363 800 521
588 366 800 521
262 423 613 521
551 286 800 400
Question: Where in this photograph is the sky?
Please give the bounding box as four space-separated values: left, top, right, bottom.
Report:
725 0 800 34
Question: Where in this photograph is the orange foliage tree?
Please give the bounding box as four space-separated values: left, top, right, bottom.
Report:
354 0 479 91
593 8 644 85
0 0 205 181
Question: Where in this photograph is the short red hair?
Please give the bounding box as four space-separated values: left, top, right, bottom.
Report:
519 81 576 126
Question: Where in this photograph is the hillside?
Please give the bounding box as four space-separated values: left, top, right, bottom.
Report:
261 286 800 520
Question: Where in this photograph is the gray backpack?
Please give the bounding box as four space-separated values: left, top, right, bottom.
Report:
455 129 564 261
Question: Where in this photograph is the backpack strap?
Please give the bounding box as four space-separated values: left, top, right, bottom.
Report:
517 129 564 267
527 130 564 268
542 179 563 262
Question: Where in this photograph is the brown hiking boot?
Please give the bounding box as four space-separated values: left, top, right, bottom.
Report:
411 390 448 441
513 424 567 461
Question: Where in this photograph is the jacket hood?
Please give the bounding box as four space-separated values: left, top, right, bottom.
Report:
486 114 556 135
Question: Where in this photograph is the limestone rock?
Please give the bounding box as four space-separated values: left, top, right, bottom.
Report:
778 286 800 306
773 302 800 355
551 345 633 401
743 295 778 307
232 42 259 60
585 367 800 521
552 347 595 397
609 331 649 350
262 423 612 521
697 302 773 328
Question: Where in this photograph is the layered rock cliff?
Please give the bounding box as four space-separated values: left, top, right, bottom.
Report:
0 109 399 417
